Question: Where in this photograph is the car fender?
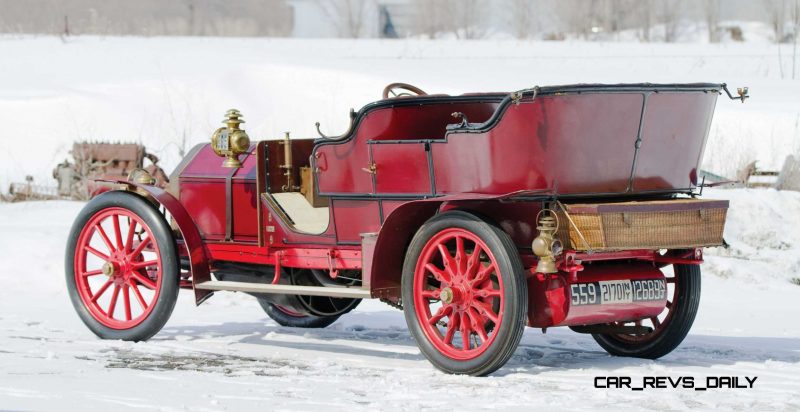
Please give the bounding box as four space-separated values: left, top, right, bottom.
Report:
369 190 546 300
97 179 212 304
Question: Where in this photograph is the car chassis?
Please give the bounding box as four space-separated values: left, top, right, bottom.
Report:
66 82 748 375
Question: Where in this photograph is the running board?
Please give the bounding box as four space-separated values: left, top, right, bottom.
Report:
194 281 372 299
569 324 654 335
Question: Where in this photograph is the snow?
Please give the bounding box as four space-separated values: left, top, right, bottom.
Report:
1 35 800 410
0 189 799 411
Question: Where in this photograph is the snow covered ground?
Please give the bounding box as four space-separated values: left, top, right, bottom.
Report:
1 35 800 410
0 187 799 411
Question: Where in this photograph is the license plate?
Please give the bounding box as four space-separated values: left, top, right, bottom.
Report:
570 279 666 306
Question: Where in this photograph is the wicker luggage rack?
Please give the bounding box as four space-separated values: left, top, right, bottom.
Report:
555 199 728 251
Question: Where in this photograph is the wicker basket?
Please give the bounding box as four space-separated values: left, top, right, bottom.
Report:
555 199 728 251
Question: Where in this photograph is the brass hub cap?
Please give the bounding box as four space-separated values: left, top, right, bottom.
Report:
101 261 118 277
440 287 454 304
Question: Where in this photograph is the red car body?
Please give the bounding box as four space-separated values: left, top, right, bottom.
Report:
68 83 745 375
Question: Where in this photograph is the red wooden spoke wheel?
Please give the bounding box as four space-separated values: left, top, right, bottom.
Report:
413 228 504 360
74 207 162 329
592 263 701 359
402 211 527 376
66 192 179 341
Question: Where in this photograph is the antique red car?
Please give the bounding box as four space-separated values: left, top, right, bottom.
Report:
65 82 747 376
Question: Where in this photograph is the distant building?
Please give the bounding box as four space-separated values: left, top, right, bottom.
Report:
288 0 414 38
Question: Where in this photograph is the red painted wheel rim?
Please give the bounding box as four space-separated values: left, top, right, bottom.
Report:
273 304 308 318
74 208 163 329
611 266 678 343
413 228 504 360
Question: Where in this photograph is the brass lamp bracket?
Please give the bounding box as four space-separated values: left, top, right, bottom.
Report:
721 84 749 103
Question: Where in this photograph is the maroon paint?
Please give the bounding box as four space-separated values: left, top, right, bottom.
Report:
314 101 498 195
371 143 432 194
180 180 227 239
433 94 644 194
527 262 666 328
332 199 381 243
98 87 720 312
633 92 718 190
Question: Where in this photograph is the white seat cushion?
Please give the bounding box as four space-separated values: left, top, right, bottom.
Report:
271 192 330 234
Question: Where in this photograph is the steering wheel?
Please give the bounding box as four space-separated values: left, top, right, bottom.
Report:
382 82 428 99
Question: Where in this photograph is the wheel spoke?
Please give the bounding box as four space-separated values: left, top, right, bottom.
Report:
444 313 459 344
85 245 110 261
124 218 136 253
123 285 132 321
666 277 676 284
666 300 673 309
437 244 458 278
131 272 157 290
129 237 152 258
130 260 159 269
112 214 124 250
81 269 104 277
650 316 661 329
95 225 116 253
467 308 488 343
455 236 466 274
473 300 499 324
476 287 501 298
129 281 148 310
466 243 483 278
460 313 471 350
471 264 495 287
421 289 440 300
428 305 451 326
107 285 121 318
425 263 450 284
91 279 114 303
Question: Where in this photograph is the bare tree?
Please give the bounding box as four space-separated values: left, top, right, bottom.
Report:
763 0 787 43
0 0 293 37
554 0 593 39
792 0 799 79
702 0 720 43
320 0 370 38
456 0 487 39
659 0 683 42
412 0 445 38
601 0 632 37
636 0 655 42
412 0 485 39
509 0 537 39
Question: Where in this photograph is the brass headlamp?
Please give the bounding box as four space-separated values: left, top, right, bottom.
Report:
532 209 563 274
211 109 251 168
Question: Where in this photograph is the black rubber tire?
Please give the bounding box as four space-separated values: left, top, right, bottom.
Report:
65 191 180 341
257 299 345 328
592 264 701 359
401 211 527 376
